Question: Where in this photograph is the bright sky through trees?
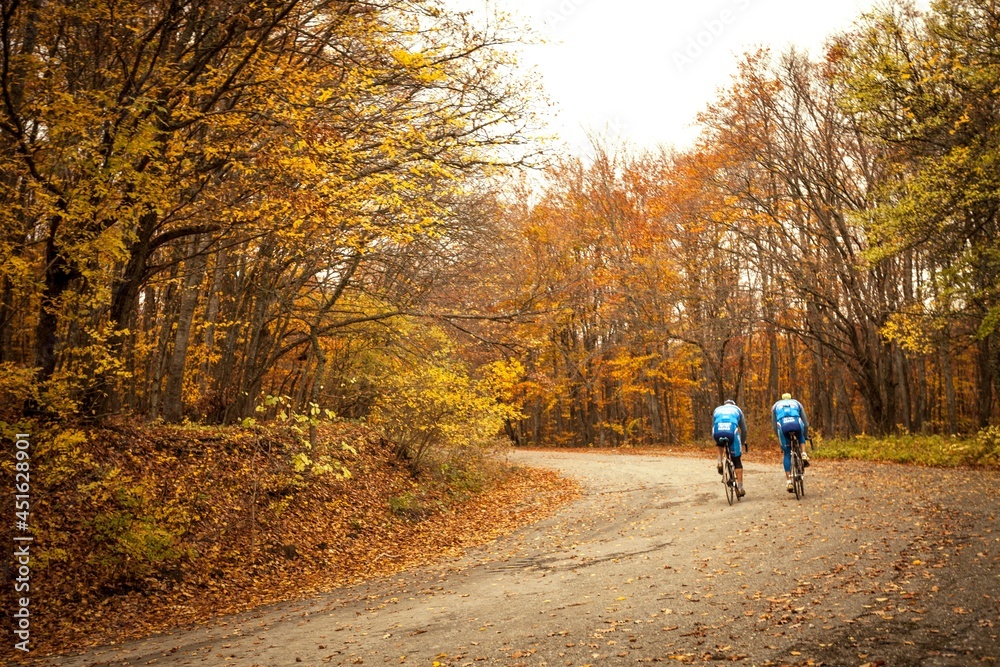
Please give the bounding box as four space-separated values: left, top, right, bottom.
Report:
453 0 931 152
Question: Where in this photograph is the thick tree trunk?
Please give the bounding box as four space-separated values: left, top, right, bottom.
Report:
306 329 327 446
663 387 675 444
734 342 746 406
648 376 663 439
34 216 77 385
128 286 158 413
532 396 542 446
84 210 161 413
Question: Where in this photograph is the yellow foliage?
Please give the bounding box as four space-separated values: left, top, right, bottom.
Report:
370 347 519 464
881 312 936 354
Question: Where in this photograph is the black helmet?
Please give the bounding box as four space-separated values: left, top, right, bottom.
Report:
724 399 736 406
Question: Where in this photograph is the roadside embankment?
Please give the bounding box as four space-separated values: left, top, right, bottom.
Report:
0 421 579 660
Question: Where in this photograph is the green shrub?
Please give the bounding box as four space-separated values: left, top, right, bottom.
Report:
83 471 191 583
813 429 1000 467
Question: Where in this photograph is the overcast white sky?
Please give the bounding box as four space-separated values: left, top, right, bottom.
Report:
453 0 930 154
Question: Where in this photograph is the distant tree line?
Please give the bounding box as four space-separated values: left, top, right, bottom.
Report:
492 0 1000 445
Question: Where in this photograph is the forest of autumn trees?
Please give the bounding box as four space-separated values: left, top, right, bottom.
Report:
0 0 540 440
2 0 999 451
492 0 1000 446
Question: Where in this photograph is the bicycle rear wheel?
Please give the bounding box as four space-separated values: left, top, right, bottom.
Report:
791 437 805 500
723 459 736 505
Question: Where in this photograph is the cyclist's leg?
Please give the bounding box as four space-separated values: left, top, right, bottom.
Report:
732 453 744 490
732 436 744 489
799 419 811 465
731 454 745 495
779 431 791 477
778 431 794 491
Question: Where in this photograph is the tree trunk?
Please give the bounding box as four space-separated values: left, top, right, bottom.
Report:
306 329 327 447
836 375 860 436
34 216 78 385
914 356 928 433
1 0 42 365
768 326 780 401
198 249 227 403
975 335 994 430
0 276 15 363
941 332 957 435
532 396 542 446
663 387 675 444
148 266 183 420
162 239 209 422
894 345 912 433
648 376 663 439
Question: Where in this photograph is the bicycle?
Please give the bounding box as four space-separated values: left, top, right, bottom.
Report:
719 438 740 505
788 432 805 500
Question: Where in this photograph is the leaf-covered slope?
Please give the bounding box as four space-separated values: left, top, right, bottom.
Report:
4 421 578 659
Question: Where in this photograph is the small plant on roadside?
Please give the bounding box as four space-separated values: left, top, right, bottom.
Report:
388 492 427 520
253 395 353 478
83 471 192 585
958 426 1000 466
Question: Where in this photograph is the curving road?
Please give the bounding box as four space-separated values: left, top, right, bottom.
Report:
57 451 999 666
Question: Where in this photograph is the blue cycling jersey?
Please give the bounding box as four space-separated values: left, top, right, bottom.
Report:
771 399 809 441
712 404 747 455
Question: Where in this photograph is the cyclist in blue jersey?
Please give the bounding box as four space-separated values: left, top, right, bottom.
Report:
771 392 811 493
712 399 748 497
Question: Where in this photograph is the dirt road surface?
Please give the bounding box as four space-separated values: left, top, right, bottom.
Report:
54 451 999 666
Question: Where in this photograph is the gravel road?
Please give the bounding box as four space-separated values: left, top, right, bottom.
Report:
55 451 1000 667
